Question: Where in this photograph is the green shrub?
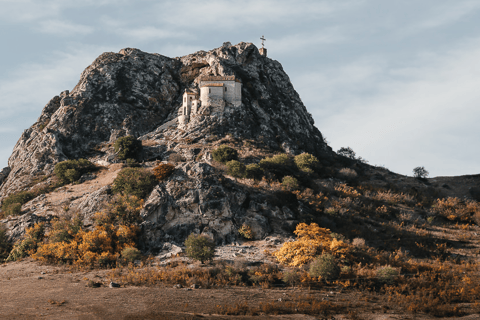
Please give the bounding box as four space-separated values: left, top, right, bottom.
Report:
259 153 294 178
125 158 140 167
1 191 35 217
212 145 238 163
308 253 340 281
226 160 246 178
184 233 215 264
48 215 83 243
376 266 399 285
121 247 142 263
282 176 300 190
111 168 157 199
114 136 143 160
54 159 95 184
294 153 320 173
245 164 263 180
282 269 301 286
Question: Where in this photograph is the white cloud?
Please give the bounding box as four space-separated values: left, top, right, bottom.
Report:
120 26 190 42
38 20 94 36
304 38 480 176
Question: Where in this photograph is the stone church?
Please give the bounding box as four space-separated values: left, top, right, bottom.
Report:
178 75 242 126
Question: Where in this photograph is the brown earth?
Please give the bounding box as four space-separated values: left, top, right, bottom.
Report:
0 259 479 320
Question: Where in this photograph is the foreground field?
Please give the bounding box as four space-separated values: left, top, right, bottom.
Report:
1 259 479 320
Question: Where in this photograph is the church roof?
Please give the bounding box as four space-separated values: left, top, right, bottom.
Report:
201 83 224 87
200 75 236 82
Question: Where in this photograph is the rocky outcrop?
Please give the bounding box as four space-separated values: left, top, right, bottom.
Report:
0 42 334 249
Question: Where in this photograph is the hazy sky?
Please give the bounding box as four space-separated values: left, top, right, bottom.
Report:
1 0 480 177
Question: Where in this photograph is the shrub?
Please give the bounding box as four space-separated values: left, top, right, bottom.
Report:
121 247 142 263
168 153 184 163
98 195 144 226
212 145 238 163
245 164 263 180
184 233 215 264
238 224 253 239
125 158 140 167
338 168 358 181
153 163 175 181
48 214 83 244
413 166 429 179
7 223 45 261
54 159 95 184
376 266 399 285
114 136 143 160
282 176 299 190
1 191 35 217
275 223 351 267
259 153 294 178
226 160 246 178
294 153 319 173
111 168 157 199
337 147 356 159
308 253 340 281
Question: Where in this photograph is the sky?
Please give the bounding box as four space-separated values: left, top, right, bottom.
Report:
1 0 480 178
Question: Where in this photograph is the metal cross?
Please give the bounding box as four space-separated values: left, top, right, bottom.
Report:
260 35 266 48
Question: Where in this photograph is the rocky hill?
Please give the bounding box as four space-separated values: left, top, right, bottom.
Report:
0 42 335 251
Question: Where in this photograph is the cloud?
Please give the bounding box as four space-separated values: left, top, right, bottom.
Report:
38 20 94 36
119 26 190 42
303 38 480 176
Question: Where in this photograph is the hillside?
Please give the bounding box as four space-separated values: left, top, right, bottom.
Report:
1 42 480 318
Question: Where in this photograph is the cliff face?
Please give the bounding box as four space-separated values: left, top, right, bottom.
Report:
0 42 333 249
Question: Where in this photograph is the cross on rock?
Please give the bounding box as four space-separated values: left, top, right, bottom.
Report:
260 35 266 48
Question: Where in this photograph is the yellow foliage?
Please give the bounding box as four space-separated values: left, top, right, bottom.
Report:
274 223 351 267
334 184 360 198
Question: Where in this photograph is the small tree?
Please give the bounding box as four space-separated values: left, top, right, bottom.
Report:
184 233 215 264
413 166 429 179
337 147 356 159
212 145 238 163
114 136 143 160
309 253 340 281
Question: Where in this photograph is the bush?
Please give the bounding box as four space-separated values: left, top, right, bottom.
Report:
114 136 143 160
7 223 45 261
413 166 429 179
337 147 356 159
245 164 263 180
184 233 215 264
282 176 300 190
259 153 294 178
294 153 319 173
338 168 358 181
121 247 142 263
238 224 253 239
308 253 340 281
212 145 238 163
54 159 95 184
376 266 399 285
1 191 35 217
111 168 157 199
226 160 246 178
153 163 175 181
97 195 144 226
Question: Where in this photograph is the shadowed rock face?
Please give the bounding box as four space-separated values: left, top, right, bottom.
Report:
0 42 333 249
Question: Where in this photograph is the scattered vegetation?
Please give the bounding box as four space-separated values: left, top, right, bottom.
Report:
0 223 11 262
111 167 157 199
114 136 143 160
212 145 238 163
153 163 175 181
1 191 35 217
184 233 215 264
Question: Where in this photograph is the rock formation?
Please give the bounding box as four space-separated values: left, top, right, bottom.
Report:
0 42 334 251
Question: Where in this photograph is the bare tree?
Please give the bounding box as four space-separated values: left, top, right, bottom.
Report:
413 166 429 179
